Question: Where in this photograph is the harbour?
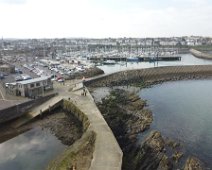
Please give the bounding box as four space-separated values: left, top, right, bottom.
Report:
1 36 212 170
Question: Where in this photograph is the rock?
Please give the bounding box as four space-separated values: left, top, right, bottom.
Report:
132 131 172 170
128 100 146 110
128 93 141 102
128 108 153 134
166 138 180 149
144 131 165 151
184 157 204 170
158 155 173 170
172 151 184 163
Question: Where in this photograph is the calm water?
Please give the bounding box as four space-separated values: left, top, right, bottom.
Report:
98 53 212 74
0 127 67 170
140 80 212 168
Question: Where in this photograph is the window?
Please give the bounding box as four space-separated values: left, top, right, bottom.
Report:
36 82 40 87
30 84 34 88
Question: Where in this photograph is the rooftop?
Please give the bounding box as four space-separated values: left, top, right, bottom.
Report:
16 76 50 85
0 64 11 68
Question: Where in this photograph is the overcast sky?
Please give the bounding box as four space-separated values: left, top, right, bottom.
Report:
0 0 212 38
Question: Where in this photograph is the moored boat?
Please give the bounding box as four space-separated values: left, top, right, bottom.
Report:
127 56 139 62
103 60 116 65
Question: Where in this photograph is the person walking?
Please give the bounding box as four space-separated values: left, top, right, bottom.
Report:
82 87 86 96
82 76 85 87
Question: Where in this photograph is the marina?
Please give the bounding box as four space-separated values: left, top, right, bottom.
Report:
1 0 212 167
88 52 181 62
1 36 212 170
97 53 212 74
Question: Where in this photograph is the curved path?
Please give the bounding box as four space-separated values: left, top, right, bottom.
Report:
190 49 212 60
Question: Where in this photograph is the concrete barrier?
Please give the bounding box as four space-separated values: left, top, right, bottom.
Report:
0 93 57 124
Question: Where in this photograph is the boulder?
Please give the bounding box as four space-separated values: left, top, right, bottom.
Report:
184 157 204 170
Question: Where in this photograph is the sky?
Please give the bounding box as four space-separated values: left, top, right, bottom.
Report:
0 0 212 38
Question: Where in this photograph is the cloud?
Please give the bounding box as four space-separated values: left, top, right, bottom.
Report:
0 0 27 5
0 0 211 38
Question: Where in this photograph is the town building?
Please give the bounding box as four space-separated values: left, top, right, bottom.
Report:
0 64 15 73
6 76 53 98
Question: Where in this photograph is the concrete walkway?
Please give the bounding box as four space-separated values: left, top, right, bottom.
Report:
69 85 123 170
12 96 63 128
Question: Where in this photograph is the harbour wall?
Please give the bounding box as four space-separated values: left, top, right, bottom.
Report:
190 49 212 60
63 99 90 131
85 65 212 87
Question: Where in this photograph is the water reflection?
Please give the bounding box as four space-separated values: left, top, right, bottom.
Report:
0 127 67 170
140 80 212 168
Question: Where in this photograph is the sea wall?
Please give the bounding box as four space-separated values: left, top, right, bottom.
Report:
0 93 57 124
190 49 212 60
47 99 95 170
85 65 212 87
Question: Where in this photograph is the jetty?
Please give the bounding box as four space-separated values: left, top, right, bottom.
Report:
139 55 181 61
88 55 181 62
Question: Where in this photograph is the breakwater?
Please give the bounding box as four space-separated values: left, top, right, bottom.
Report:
190 49 212 60
85 65 212 87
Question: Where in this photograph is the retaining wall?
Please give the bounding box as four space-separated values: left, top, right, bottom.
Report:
63 99 90 131
0 93 57 124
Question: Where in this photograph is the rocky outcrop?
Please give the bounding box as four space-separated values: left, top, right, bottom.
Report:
95 88 210 170
132 131 172 170
184 157 204 170
96 88 193 170
97 89 153 143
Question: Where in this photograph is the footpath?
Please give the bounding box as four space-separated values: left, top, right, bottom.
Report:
69 83 123 170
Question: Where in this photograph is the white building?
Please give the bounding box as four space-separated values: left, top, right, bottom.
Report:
7 76 53 98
